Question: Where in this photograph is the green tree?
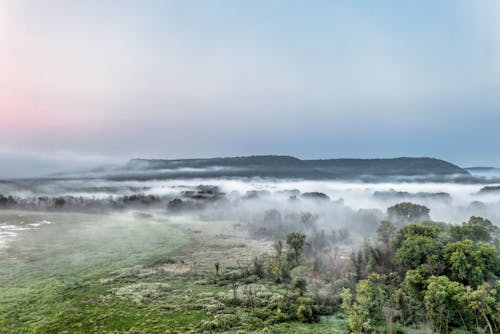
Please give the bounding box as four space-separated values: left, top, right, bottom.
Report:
450 216 494 242
377 220 397 244
342 273 387 333
287 232 306 264
442 240 497 287
350 241 383 280
214 261 220 276
293 277 308 296
252 257 264 278
396 268 429 325
296 296 318 323
266 254 290 283
464 282 498 334
273 240 283 259
387 202 430 224
392 224 439 250
342 288 370 333
468 216 499 234
395 235 439 270
424 276 467 333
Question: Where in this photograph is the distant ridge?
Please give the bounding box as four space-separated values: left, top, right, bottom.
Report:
466 167 500 172
120 155 471 181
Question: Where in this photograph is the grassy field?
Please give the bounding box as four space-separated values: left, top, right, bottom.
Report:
0 210 348 333
0 210 189 333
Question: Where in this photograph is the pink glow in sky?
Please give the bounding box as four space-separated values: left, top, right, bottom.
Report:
1 1 500 177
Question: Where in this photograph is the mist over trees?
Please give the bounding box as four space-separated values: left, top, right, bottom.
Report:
219 200 499 333
1 177 499 333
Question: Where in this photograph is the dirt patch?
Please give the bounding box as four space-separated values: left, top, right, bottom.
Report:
157 262 191 274
112 282 170 304
100 216 274 286
171 216 274 274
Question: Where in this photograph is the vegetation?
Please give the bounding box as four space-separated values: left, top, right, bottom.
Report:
479 185 500 194
241 203 499 333
340 212 499 334
0 211 345 333
1 201 499 333
387 202 430 223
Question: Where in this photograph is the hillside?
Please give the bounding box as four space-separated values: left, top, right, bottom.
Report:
120 156 471 181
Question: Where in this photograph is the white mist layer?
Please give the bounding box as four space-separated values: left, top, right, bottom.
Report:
1 178 499 226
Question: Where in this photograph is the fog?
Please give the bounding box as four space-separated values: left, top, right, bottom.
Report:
1 175 499 332
1 177 499 250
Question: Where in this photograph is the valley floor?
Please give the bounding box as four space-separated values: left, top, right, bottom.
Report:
0 210 350 333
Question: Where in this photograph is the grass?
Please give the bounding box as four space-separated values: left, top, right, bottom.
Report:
0 210 190 333
0 210 349 333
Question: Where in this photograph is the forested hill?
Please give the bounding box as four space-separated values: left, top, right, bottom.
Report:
122 156 471 181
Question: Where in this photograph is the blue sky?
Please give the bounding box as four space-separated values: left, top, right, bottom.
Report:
1 0 499 177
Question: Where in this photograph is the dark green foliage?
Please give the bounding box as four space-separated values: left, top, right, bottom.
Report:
442 240 497 287
424 276 467 332
464 281 498 334
266 254 291 283
392 224 442 272
343 214 499 334
342 273 388 333
287 232 306 263
274 240 284 258
351 239 396 281
377 220 397 244
450 216 498 242
215 261 220 276
294 277 308 296
392 223 440 249
479 185 500 193
0 194 17 206
266 234 310 284
198 314 241 331
395 234 439 269
387 202 430 223
252 257 264 278
395 268 429 325
301 192 330 200
275 293 319 324
167 198 184 210
422 277 499 333
296 297 317 323
3 205 497 334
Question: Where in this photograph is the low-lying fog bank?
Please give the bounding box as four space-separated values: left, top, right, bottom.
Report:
1 178 499 230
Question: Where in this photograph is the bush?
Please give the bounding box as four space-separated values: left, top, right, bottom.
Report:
197 314 240 331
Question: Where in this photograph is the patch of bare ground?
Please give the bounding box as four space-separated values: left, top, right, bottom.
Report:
172 216 275 274
101 215 274 285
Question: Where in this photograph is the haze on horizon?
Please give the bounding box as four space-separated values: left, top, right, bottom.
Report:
1 0 500 178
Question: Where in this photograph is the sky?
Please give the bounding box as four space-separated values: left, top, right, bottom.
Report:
1 0 500 177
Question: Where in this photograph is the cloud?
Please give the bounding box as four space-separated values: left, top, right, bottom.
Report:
0 146 123 178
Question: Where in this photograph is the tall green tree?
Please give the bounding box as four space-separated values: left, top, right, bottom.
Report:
424 276 467 333
450 216 495 242
387 202 430 224
442 240 497 287
464 282 498 334
287 232 306 264
342 273 387 333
